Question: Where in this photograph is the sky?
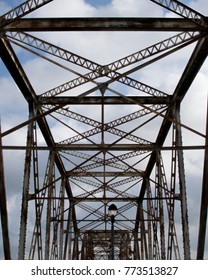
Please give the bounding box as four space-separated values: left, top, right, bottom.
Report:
0 0 208 260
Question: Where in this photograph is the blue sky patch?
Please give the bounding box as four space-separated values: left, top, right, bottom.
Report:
85 0 111 7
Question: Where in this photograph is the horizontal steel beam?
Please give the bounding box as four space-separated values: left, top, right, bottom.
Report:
68 197 179 202
52 219 158 222
39 96 171 105
28 196 180 202
28 196 139 202
0 145 206 151
3 18 207 32
65 171 143 177
48 144 159 151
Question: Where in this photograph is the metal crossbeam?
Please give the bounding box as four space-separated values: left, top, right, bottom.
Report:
6 30 199 97
62 149 149 174
67 171 143 178
7 31 100 71
106 31 198 72
150 0 207 26
39 67 168 100
0 0 53 27
40 96 171 105
55 105 155 146
3 17 206 32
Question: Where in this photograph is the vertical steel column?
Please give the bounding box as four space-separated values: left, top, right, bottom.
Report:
137 201 143 259
140 208 148 259
32 121 43 259
18 110 33 260
133 230 140 259
0 122 11 259
197 99 208 259
156 155 166 259
59 177 65 260
175 104 191 259
50 176 66 259
140 223 144 259
146 177 160 259
81 233 87 259
147 180 153 259
45 151 55 259
152 183 160 259
72 231 79 259
167 123 177 259
63 204 73 260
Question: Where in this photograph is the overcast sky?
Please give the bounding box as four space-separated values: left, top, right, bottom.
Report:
0 0 208 260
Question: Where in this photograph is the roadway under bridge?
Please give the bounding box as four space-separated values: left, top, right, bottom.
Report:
0 0 208 260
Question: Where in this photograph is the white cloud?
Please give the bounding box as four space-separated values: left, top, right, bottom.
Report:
31 0 96 17
189 0 208 14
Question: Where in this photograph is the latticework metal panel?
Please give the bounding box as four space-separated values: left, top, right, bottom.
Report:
0 0 208 260
81 230 132 260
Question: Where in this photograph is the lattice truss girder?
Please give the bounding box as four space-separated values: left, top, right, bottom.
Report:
0 0 208 260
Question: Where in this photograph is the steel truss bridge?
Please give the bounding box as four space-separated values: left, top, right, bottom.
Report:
0 0 208 260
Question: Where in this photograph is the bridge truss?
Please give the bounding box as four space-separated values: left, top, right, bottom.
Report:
0 0 208 260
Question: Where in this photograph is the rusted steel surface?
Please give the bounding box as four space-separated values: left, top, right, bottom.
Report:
0 125 11 260
3 18 205 32
0 0 208 260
